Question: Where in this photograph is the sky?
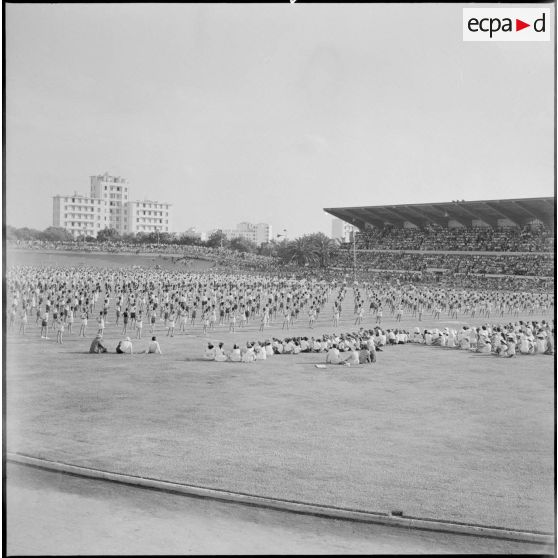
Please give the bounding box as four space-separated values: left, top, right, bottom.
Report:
5 3 555 238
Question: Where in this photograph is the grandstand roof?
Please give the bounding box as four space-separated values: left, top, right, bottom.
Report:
324 197 555 230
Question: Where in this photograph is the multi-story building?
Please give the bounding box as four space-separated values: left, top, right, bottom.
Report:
331 218 354 243
52 192 109 238
255 223 272 245
221 221 273 246
127 199 172 234
53 173 172 238
90 173 130 235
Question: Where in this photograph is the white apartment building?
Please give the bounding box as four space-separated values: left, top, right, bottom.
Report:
127 200 172 234
221 222 272 246
53 192 109 238
254 222 272 245
90 173 130 234
331 218 355 243
53 173 173 238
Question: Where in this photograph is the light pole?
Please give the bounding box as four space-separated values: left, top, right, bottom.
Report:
352 225 357 283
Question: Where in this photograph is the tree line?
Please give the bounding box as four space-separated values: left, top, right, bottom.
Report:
6 225 342 267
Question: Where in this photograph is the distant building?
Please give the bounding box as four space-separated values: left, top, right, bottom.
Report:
331 218 354 243
52 173 172 238
127 199 172 235
221 221 273 246
255 222 273 245
52 192 109 238
90 173 130 234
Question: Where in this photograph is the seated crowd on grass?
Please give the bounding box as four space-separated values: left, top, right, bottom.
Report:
409 320 554 357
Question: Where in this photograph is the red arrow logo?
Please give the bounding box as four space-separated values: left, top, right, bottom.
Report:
516 19 530 31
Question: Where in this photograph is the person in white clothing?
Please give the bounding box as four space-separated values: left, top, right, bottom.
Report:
229 345 242 362
203 343 216 360
265 342 274 357
214 342 227 362
326 345 341 364
254 345 267 360
242 344 256 362
145 336 162 354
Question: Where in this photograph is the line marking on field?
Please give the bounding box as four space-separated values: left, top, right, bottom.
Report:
7 453 553 545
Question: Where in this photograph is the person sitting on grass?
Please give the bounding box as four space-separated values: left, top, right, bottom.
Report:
374 328 385 351
343 347 361 366
254 344 267 360
272 338 284 354
359 346 372 364
214 342 227 362
431 330 442 347
145 336 162 354
241 343 256 362
502 335 516 357
535 333 547 354
229 344 241 362
203 343 216 360
116 336 133 354
89 334 108 354
476 326 491 354
544 332 554 355
458 327 471 350
325 344 341 364
265 341 274 357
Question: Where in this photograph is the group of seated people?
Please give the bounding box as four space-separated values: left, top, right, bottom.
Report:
354 224 553 253
201 327 418 365
89 333 162 354
409 320 554 357
202 318 554 366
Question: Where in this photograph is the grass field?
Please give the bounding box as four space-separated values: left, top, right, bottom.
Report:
5 249 555 534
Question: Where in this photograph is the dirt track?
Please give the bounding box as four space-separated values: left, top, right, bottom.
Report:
7 463 551 555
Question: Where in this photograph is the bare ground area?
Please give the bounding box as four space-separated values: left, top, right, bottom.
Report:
6 463 553 555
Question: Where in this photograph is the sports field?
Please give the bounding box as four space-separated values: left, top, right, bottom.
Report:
5 250 555 534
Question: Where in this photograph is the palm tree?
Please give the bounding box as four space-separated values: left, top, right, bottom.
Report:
308 233 339 268
284 236 319 266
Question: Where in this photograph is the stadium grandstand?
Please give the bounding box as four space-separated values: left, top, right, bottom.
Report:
324 197 555 287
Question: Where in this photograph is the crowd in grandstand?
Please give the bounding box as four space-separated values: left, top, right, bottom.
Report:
334 249 554 277
355 224 554 252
